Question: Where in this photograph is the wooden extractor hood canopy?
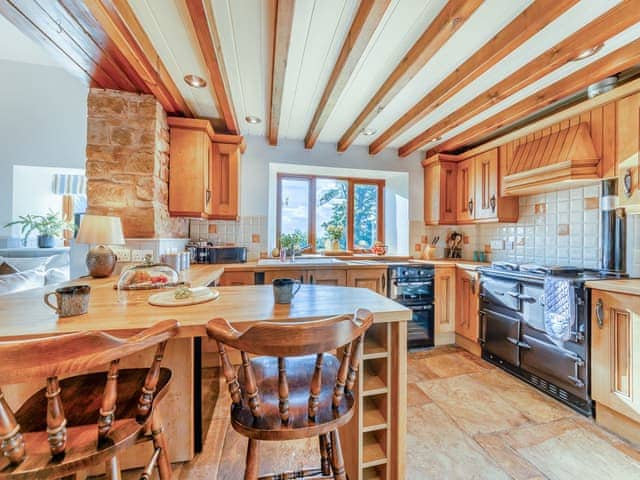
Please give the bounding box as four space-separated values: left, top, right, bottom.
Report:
503 123 599 195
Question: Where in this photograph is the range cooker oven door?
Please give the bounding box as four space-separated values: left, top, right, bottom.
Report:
407 303 434 349
481 308 521 366
520 333 587 399
480 276 521 312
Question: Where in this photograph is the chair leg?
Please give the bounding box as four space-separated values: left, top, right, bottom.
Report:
105 456 122 480
151 410 172 479
329 430 346 480
245 438 260 480
319 434 332 475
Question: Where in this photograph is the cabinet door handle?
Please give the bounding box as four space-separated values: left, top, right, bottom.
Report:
206 190 211 205
468 198 474 215
595 298 604 328
490 194 496 213
381 274 386 292
309 274 314 284
470 278 476 295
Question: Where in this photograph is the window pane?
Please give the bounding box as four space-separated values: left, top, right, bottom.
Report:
279 178 309 247
316 178 348 250
354 183 379 249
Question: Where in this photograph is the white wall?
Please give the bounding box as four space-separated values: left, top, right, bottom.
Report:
240 135 423 253
0 60 88 238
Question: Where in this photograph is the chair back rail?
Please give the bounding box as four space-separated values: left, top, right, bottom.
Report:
207 309 373 423
0 320 178 467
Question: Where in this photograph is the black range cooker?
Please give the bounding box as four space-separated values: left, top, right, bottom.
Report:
478 261 608 416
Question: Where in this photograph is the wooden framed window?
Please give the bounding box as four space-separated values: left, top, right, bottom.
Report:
276 173 384 252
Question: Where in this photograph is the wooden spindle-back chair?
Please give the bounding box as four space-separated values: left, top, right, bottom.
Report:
0 319 178 479
207 308 374 480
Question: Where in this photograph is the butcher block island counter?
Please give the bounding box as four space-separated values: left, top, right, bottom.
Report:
0 265 410 480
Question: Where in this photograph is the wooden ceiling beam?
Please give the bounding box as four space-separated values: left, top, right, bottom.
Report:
434 37 640 154
368 0 579 155
268 0 295 146
304 0 392 149
184 0 239 134
398 1 640 157
336 0 482 153
84 0 192 116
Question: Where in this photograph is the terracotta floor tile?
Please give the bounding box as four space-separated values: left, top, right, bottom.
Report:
407 403 511 479
407 382 432 407
418 373 531 435
419 352 488 378
474 432 547 480
470 369 575 424
518 428 640 479
407 356 440 382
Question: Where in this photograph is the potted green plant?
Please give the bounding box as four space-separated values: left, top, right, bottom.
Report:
279 230 307 255
4 210 76 248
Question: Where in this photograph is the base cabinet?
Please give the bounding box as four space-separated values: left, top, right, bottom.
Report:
346 268 387 295
591 290 640 430
434 266 456 345
308 269 347 286
455 269 479 342
218 271 254 286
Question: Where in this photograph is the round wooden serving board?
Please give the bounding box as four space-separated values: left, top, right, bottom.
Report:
148 288 220 307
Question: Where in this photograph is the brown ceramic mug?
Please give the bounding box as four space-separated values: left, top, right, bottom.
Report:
44 285 91 317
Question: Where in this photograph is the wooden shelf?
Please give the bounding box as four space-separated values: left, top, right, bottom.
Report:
362 373 387 396
363 335 389 359
363 396 387 432
362 357 388 396
362 431 387 468
363 465 387 480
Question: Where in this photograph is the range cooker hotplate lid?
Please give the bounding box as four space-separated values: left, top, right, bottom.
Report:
489 262 587 277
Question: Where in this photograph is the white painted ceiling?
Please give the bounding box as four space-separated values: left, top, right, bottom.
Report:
0 13 59 67
130 0 635 153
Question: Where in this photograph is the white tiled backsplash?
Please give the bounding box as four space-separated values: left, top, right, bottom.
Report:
417 185 602 268
189 217 268 261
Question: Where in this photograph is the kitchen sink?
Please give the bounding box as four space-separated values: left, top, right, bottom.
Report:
257 257 346 266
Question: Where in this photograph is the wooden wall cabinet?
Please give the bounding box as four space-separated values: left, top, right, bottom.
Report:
423 149 517 225
455 268 479 342
168 117 242 220
423 154 457 225
591 289 640 442
616 92 640 207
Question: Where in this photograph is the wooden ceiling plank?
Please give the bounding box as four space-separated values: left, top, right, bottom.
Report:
304 0 392 149
268 0 295 146
41 0 138 92
435 37 640 153
336 0 482 152
58 0 149 93
184 0 239 134
369 0 579 155
0 0 93 87
399 0 640 157
84 0 192 116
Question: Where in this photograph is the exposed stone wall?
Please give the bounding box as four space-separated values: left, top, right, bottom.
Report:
85 89 187 238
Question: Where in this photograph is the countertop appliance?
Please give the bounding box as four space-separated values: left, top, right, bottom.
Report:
387 264 434 349
188 243 247 264
478 261 606 415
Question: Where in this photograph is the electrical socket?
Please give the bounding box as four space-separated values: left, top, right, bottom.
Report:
110 246 131 262
131 249 154 262
490 239 505 251
505 241 515 250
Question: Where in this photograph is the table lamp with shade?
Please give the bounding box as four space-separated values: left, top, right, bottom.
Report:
76 215 125 278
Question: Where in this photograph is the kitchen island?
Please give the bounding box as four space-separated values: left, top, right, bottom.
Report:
0 265 410 479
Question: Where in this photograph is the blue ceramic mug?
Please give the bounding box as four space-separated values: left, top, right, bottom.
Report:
273 278 302 304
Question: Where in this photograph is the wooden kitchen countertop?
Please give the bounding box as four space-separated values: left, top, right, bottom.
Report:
411 259 491 270
0 265 410 340
586 278 640 296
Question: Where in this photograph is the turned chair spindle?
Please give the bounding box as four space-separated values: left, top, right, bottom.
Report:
0 320 178 479
207 308 373 480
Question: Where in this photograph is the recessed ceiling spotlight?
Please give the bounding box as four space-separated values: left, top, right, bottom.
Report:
431 136 442 142
451 17 462 27
245 115 262 124
184 74 207 88
361 128 377 136
572 43 604 62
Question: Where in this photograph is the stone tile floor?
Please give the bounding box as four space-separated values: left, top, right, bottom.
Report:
119 346 640 479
